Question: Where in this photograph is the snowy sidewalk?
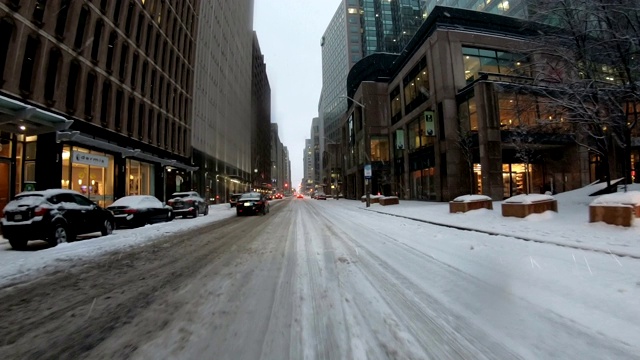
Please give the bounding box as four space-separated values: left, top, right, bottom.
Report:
0 204 238 286
349 184 640 259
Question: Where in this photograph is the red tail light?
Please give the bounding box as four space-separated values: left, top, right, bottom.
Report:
34 206 49 216
257 201 263 205
124 208 138 214
185 200 194 204
168 200 174 205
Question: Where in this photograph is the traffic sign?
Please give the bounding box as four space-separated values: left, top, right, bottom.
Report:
364 164 372 179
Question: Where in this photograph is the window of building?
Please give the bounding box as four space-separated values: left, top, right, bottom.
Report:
154 33 161 61
171 122 176 151
141 61 148 94
44 48 60 103
161 39 167 68
403 57 429 114
127 96 135 136
131 52 139 88
20 36 40 94
32 0 47 25
119 42 129 80
113 0 123 25
126 159 154 195
66 61 80 112
125 1 135 34
91 20 104 62
115 89 123 131
371 136 389 162
147 108 154 142
85 72 96 119
54 0 70 38
100 0 108 12
390 86 401 124
137 103 144 139
150 69 156 100
74 6 90 50
145 24 153 53
0 18 13 83
463 47 530 84
407 116 434 151
158 77 164 106
498 92 538 128
156 113 162 145
106 31 117 71
135 14 144 43
164 118 170 148
458 95 478 131
100 81 111 127
62 146 115 207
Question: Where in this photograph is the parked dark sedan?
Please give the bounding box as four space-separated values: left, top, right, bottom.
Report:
107 195 173 228
236 192 270 216
1 189 115 250
167 191 209 218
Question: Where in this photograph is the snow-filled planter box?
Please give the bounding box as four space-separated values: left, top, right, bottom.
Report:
589 191 640 227
361 195 383 203
379 196 399 206
501 194 557 218
449 195 493 213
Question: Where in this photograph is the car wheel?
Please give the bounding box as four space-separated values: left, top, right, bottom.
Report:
48 223 70 247
204 206 209 216
8 238 28 250
167 210 174 222
101 219 115 236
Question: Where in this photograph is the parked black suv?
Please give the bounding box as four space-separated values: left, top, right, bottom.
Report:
1 189 115 250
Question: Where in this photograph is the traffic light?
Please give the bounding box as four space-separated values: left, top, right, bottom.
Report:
285 183 288 188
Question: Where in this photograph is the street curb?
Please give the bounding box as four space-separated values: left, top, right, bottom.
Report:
363 208 640 260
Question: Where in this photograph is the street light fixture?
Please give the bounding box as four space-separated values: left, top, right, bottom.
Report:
340 95 370 207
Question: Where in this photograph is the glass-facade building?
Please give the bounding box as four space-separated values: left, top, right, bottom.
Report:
421 0 528 19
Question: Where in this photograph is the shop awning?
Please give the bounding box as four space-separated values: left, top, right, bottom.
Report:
56 131 199 172
0 95 73 135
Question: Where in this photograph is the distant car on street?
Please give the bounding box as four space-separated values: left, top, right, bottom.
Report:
236 192 270 216
316 192 327 200
167 191 209 218
296 194 303 199
1 189 115 249
274 193 283 199
107 195 173 228
229 193 243 208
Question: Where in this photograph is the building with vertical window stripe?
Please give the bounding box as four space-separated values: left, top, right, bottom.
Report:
0 0 198 211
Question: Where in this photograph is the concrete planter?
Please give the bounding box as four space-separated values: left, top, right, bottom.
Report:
379 197 399 206
589 205 636 227
589 191 640 227
361 196 381 203
449 199 493 213
502 199 558 218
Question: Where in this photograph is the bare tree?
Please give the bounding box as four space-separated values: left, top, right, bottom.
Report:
457 129 476 195
507 124 541 194
522 0 640 189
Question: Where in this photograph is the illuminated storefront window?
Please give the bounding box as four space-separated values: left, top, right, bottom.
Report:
126 159 154 195
61 146 115 207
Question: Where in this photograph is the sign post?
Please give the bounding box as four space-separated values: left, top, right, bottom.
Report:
364 164 372 207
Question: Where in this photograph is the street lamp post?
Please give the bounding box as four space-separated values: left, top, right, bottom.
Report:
340 95 370 207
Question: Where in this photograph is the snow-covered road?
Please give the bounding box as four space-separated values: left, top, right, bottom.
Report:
0 197 637 359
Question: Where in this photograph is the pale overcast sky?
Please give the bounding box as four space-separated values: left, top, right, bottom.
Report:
254 0 338 189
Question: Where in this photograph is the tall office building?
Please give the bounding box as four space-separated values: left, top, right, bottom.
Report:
250 31 271 191
191 0 254 201
303 139 313 190
0 0 199 209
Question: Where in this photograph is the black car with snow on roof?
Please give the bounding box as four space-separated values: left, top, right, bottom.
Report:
236 192 270 216
107 195 174 228
1 189 115 250
167 191 209 218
